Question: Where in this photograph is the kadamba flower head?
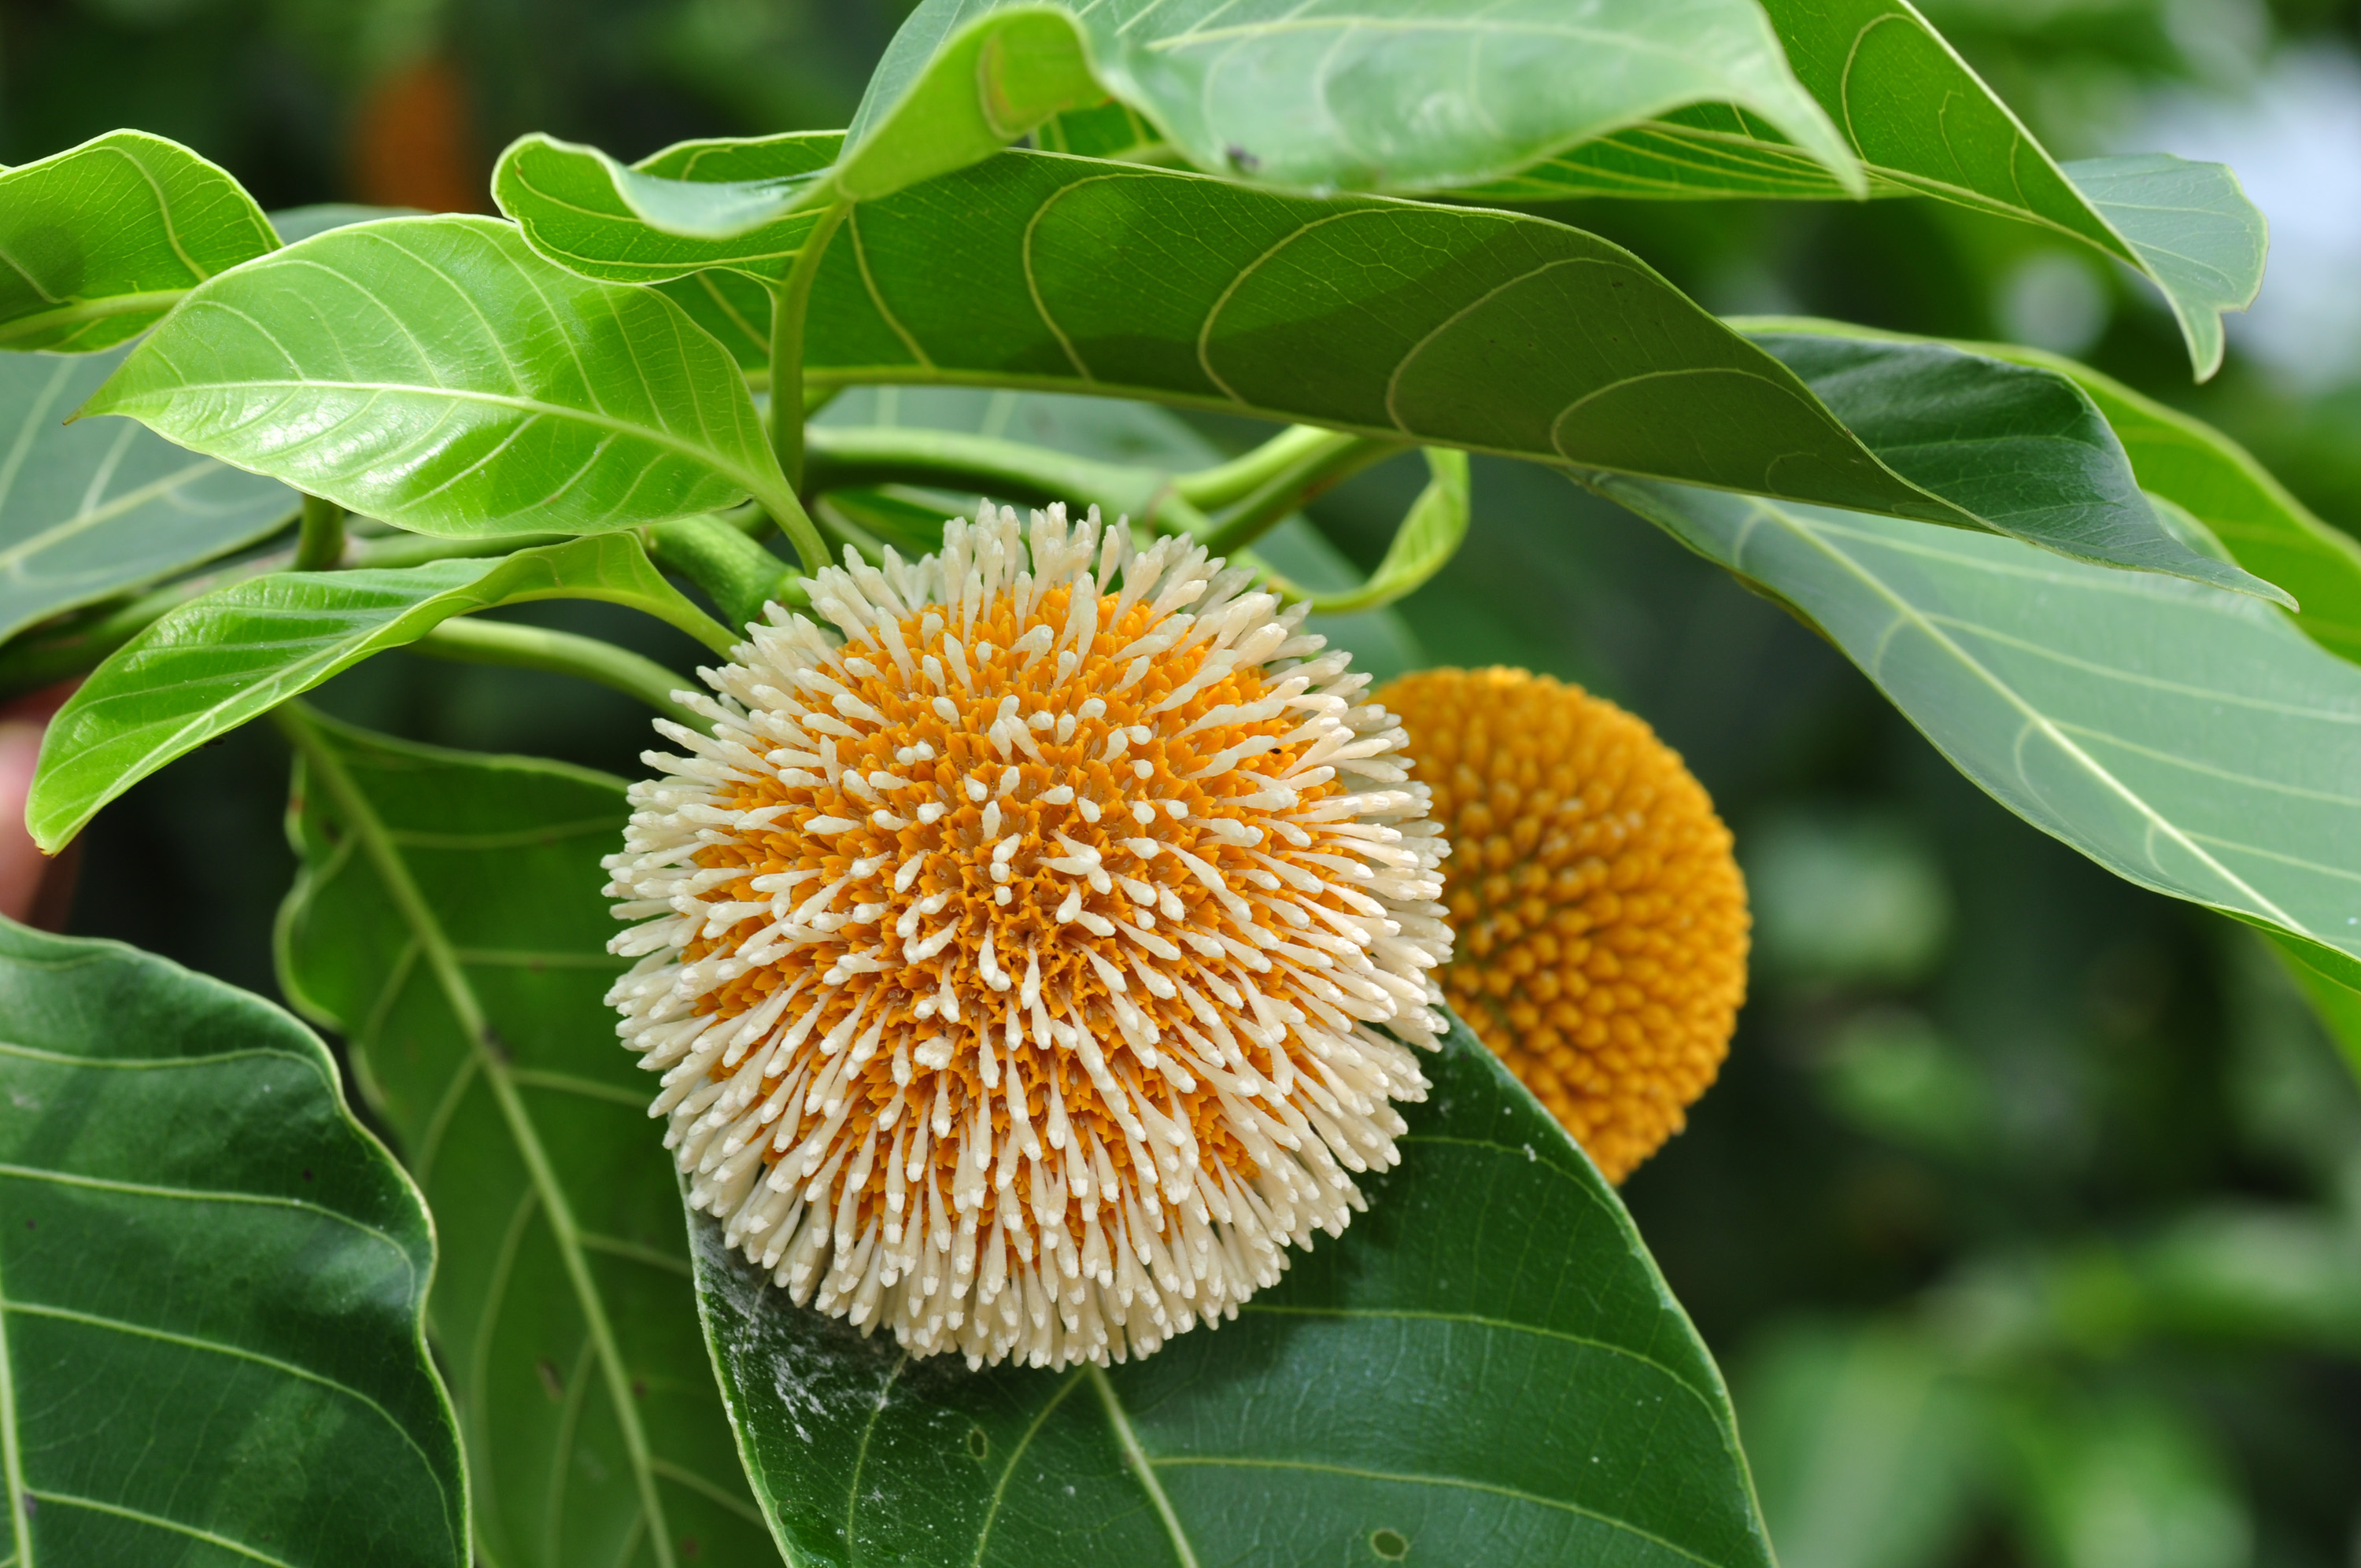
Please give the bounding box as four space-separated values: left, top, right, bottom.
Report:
605 505 1452 1369
1377 667 1748 1183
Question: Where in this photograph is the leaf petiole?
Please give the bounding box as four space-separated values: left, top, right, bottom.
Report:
1173 425 1358 510
410 616 707 729
1199 434 1407 557
645 512 800 636
800 425 1214 537
293 493 347 571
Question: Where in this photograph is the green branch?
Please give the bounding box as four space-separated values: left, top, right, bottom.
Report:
294 493 346 570
1199 433 1407 556
1173 425 1358 510
409 617 708 730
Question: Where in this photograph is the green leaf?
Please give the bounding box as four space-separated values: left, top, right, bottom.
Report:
494 133 839 283
1737 318 2361 664
1456 3 2267 381
0 917 464 1566
1744 330 2286 603
0 130 279 352
1589 478 2361 987
2269 935 2361 1090
1248 448 1471 614
695 1009 1774 1568
841 5 1102 202
274 710 778 1568
28 533 725 853
0 344 296 645
862 0 1860 199
80 214 796 540
799 149 2239 581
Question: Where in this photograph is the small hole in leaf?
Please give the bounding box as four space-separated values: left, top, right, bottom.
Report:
1370 1528 1410 1560
967 1428 989 1461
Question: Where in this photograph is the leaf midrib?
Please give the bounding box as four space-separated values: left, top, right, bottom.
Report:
277 703 680 1568
111 374 789 520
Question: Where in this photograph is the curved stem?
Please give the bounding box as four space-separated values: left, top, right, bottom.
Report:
1199 435 1406 556
768 201 850 491
802 426 1215 538
294 493 346 570
1173 425 1354 510
409 617 706 729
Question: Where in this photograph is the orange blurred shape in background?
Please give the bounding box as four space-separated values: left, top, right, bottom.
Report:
351 57 486 213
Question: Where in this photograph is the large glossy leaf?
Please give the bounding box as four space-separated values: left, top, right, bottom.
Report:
1456 2 2266 381
495 134 838 283
0 344 296 644
81 215 796 539
0 917 464 1566
1742 330 2283 602
1590 477 2361 987
1738 319 2361 665
275 711 778 1568
26 533 726 853
860 0 1860 200
696 1009 1772 1567
0 130 279 352
793 149 2241 583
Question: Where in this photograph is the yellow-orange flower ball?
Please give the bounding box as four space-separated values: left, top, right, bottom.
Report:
1377 667 1749 1182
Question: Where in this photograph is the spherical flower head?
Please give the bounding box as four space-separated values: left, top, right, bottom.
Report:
604 504 1452 1369
1376 667 1748 1183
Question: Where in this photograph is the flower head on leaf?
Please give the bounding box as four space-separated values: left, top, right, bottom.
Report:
604 505 1452 1368
1376 668 1748 1183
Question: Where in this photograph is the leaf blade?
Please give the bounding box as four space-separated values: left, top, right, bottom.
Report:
800 150 2237 583
274 713 778 1568
79 214 793 539
1591 478 2361 978
0 345 297 644
0 918 465 1567
696 1013 1773 1568
0 131 279 352
27 533 723 852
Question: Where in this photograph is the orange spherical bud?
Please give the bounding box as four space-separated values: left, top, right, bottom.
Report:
1378 667 1749 1182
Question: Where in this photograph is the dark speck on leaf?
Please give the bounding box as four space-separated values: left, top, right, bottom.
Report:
22 1219 32 1230
538 1359 565 1401
482 1027 510 1064
1225 144 1260 172
681 1538 701 1559
301 1168 313 1182
633 1378 648 1399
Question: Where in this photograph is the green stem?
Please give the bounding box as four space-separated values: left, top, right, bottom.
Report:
645 513 800 634
408 618 706 729
1173 425 1354 509
802 426 1215 538
768 201 850 492
294 493 346 570
1199 434 1406 556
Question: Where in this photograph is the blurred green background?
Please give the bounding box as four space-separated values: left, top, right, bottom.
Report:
8 0 2359 1562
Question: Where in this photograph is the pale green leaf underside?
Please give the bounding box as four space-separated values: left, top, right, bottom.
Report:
0 130 279 353
1453 0 2268 382
864 0 1861 199
1591 478 2361 979
0 919 464 1568
1733 318 2361 667
0 344 296 645
27 533 722 853
495 134 837 283
789 147 2252 586
275 714 776 1568
697 1012 1772 1568
81 214 791 540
